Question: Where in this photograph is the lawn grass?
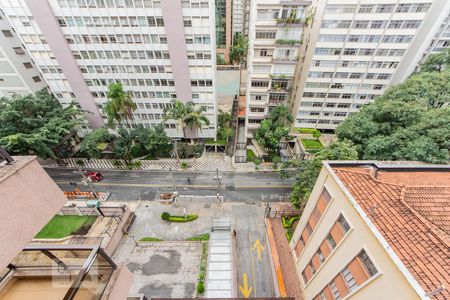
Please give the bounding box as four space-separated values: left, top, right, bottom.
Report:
295 128 319 134
140 237 163 242
246 149 257 161
186 233 210 241
301 138 324 149
35 215 98 239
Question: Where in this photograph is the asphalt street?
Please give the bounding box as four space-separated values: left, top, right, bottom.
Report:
44 167 294 203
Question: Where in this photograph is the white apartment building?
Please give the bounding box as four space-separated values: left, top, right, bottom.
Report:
417 12 450 67
0 9 47 97
292 0 450 130
245 0 311 137
0 0 217 138
232 0 250 37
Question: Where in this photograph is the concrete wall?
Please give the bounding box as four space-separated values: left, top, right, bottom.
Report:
102 264 133 300
0 156 67 270
290 165 422 300
216 68 240 106
104 207 133 257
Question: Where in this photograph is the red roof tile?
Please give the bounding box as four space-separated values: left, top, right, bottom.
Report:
332 166 450 300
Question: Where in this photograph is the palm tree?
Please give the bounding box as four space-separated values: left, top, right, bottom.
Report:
105 82 136 128
269 105 293 128
184 105 210 141
163 99 194 138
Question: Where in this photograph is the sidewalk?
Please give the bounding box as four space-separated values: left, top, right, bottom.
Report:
42 155 277 173
266 218 304 300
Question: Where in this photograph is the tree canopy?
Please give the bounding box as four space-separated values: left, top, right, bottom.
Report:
0 89 83 158
229 33 248 64
104 82 137 127
336 51 450 164
286 140 358 208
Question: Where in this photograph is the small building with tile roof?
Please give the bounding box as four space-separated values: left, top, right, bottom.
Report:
289 161 450 300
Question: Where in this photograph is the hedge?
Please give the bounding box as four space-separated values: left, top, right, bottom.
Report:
140 237 163 242
296 128 319 134
282 216 300 228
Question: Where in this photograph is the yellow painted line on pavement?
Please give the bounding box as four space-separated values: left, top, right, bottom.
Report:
54 181 291 189
252 239 264 262
248 232 257 297
239 273 253 298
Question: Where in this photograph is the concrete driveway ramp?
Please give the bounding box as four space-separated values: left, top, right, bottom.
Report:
206 217 235 298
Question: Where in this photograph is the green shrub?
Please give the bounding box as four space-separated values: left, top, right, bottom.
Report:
180 161 189 169
161 212 170 221
127 160 142 170
168 214 198 222
282 216 300 228
112 159 123 167
312 130 321 139
140 237 162 242
196 281 205 294
246 149 257 162
186 233 210 241
285 227 294 242
254 158 262 165
75 159 84 166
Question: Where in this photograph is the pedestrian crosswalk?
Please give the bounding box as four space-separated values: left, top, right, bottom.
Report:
59 157 268 172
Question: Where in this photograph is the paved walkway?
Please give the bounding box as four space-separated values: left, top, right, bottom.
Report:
44 155 276 172
268 218 304 300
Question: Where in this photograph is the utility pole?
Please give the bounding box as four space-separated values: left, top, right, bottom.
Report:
216 168 222 204
172 139 180 163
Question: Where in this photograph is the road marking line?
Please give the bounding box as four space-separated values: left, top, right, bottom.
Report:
239 273 253 298
248 232 257 297
252 239 264 262
54 181 291 189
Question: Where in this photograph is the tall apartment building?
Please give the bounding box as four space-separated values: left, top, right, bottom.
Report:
232 0 250 38
417 12 450 67
0 9 47 97
0 0 217 138
292 0 450 130
216 0 232 63
245 0 311 137
290 161 450 300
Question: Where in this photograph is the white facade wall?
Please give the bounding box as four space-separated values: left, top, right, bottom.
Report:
0 0 217 138
0 9 47 97
245 0 310 137
292 0 450 130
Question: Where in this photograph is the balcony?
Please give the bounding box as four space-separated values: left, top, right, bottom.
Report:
273 55 299 62
276 17 304 26
0 245 116 300
275 39 303 46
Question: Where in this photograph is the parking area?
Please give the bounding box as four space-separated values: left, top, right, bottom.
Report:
124 242 201 299
113 198 275 298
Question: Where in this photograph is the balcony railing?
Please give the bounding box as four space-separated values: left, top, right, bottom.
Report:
273 56 299 62
275 39 303 46
276 17 304 25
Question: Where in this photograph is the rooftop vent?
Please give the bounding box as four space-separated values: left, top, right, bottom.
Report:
0 147 14 165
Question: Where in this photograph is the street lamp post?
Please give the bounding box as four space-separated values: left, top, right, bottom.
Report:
77 167 98 199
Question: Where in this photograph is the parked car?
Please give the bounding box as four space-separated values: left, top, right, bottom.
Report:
83 171 103 182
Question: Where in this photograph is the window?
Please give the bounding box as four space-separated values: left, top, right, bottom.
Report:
306 223 313 235
32 76 41 82
358 4 373 13
2 30 13 37
358 250 378 276
337 215 350 233
23 62 33 69
255 31 276 39
342 267 357 291
13 47 25 55
326 233 336 249
329 281 341 300
250 107 265 113
376 4 394 13
251 80 269 87
316 249 325 263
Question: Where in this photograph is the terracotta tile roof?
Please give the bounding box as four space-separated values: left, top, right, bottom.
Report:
332 166 450 300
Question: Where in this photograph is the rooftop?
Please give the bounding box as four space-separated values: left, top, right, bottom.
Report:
0 156 36 183
328 161 450 300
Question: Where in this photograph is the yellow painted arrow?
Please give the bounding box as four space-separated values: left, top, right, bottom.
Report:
239 273 253 298
252 239 265 262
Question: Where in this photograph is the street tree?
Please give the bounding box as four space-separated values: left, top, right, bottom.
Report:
419 48 450 73
255 119 289 159
113 128 135 164
268 105 294 128
184 105 210 140
0 89 82 159
163 99 193 138
104 82 137 127
217 110 233 142
287 140 358 208
80 128 114 158
229 33 248 64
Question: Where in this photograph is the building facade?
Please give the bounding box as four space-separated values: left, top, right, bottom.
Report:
0 9 47 97
291 0 450 130
0 155 132 299
232 0 250 38
245 0 311 137
0 0 217 138
216 0 232 64
290 161 450 300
